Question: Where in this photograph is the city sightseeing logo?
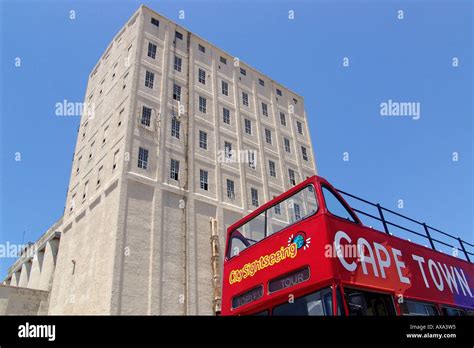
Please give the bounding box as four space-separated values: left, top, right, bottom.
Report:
228 231 311 285
229 243 297 284
288 232 311 251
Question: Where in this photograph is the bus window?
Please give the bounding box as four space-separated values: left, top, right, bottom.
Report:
268 184 318 235
399 300 439 316
227 185 317 258
272 287 333 316
345 288 396 316
322 186 357 223
229 237 250 257
442 307 465 316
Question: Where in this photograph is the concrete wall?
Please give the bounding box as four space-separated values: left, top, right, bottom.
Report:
0 285 49 315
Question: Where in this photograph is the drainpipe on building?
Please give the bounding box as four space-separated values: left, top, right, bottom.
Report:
210 217 221 314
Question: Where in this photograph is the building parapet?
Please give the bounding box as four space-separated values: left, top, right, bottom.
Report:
6 217 63 278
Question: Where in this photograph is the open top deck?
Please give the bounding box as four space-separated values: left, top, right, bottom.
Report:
222 175 474 315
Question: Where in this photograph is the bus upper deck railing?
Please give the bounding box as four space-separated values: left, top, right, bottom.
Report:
336 189 474 263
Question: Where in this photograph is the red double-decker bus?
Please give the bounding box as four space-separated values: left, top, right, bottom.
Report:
221 175 474 316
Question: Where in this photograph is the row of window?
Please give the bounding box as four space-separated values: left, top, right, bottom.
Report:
144 68 300 121
138 97 308 161
144 30 298 104
250 286 471 316
135 148 300 204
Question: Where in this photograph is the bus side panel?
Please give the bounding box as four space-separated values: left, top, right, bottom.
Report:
325 217 474 309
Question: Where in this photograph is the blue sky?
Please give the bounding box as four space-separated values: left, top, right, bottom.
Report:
0 0 472 278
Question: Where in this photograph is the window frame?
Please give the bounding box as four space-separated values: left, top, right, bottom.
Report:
221 80 229 96
170 159 180 180
173 83 182 101
199 130 208 150
145 70 154 89
147 42 157 59
199 96 207 113
174 56 182 72
171 117 180 139
198 68 206 84
272 286 333 316
268 160 276 178
244 118 252 135
399 299 440 316
141 106 152 127
222 107 230 125
138 147 149 170
321 184 360 224
242 92 249 107
226 183 318 259
200 169 209 191
226 179 235 199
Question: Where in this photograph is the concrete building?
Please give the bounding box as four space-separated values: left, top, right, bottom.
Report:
2 5 317 315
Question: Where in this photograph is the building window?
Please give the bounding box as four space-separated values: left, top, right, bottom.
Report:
280 112 286 126
200 169 209 191
274 204 282 215
288 168 296 186
199 130 208 149
226 179 235 199
248 151 256 169
224 141 232 159
297 121 303 135
118 108 124 127
198 68 206 84
97 166 103 186
301 146 308 161
223 108 230 125
198 44 206 53
175 31 183 40
240 68 247 76
242 92 249 107
265 129 272 145
151 18 160 27
259 79 265 87
103 126 108 144
269 160 276 177
70 194 76 212
276 89 282 96
171 117 180 139
284 137 291 153
113 149 119 170
138 147 149 170
147 42 157 59
89 141 94 160
220 56 227 64
141 106 152 127
82 181 89 200
76 156 82 173
294 203 301 221
174 56 182 72
170 159 180 180
251 188 259 207
262 102 268 117
273 197 281 215
173 83 181 101
221 80 229 96
82 122 88 138
244 118 252 135
199 96 207 113
145 70 154 88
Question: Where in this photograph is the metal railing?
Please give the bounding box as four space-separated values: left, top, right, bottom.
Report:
336 189 474 263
